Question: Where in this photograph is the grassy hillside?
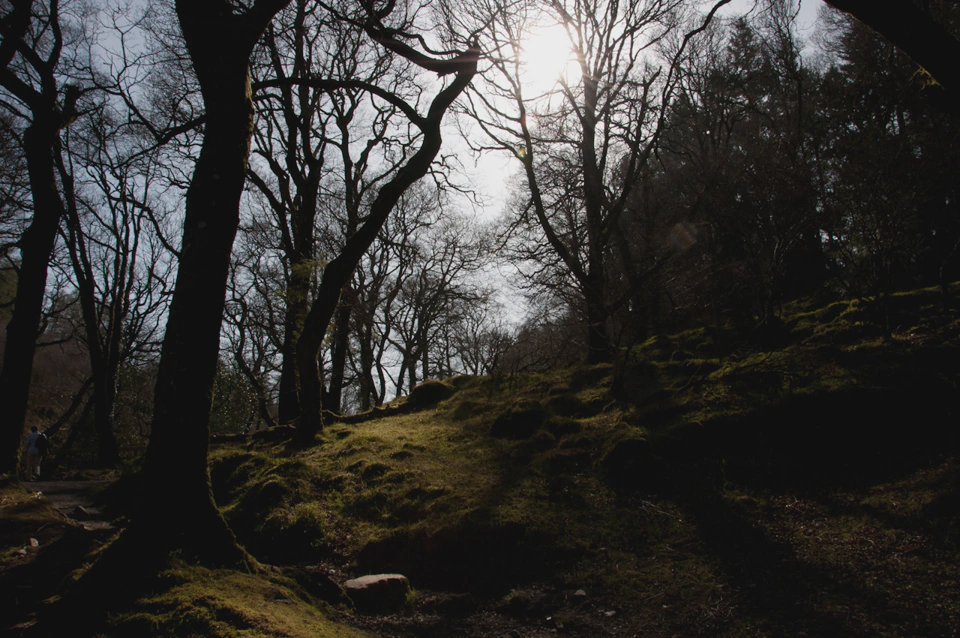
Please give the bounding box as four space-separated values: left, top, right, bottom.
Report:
207 284 960 636
4 284 959 636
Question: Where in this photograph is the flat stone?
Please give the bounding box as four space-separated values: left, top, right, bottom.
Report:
344 573 410 612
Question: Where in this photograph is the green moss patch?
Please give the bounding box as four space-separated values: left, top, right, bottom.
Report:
101 564 371 638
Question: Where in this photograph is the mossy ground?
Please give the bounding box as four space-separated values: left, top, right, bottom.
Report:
94 563 372 638
209 283 960 636
4 283 960 636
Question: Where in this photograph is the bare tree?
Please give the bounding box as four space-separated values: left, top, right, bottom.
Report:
345 193 431 411
244 0 423 421
459 0 731 363
57 94 172 466
386 207 491 394
291 0 480 438
449 300 513 376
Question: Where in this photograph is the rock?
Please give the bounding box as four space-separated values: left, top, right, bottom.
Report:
490 401 548 439
405 380 455 410
344 573 410 613
573 589 587 598
356 519 533 593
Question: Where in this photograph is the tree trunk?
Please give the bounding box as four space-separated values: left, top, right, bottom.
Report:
276 263 311 424
91 375 120 466
357 321 375 412
0 113 66 477
133 0 287 564
584 255 612 364
325 300 352 414
585 299 613 364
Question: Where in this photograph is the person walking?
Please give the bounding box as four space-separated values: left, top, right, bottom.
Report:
23 426 43 481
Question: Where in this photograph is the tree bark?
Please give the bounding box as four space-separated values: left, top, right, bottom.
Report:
276 263 311 424
325 300 352 414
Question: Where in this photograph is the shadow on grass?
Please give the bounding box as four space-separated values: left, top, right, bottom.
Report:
654 377 960 636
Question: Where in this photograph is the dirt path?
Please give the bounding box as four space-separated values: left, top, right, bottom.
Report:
29 480 115 532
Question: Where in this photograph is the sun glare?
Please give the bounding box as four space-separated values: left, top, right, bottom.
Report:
519 22 580 96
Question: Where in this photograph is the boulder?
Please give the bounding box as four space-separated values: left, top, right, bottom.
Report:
344 573 410 612
490 401 548 439
405 380 455 410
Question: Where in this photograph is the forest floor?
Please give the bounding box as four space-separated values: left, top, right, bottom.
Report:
0 479 115 634
29 480 115 533
3 284 960 636
346 455 960 637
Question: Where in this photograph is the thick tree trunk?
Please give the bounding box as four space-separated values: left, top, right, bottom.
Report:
0 114 65 477
276 319 300 424
139 79 251 560
583 240 613 364
133 0 288 564
357 321 376 412
91 375 120 466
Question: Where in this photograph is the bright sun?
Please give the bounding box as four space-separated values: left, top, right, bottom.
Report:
519 22 580 96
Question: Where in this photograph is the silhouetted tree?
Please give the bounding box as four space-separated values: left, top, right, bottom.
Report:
823 0 960 100
461 0 733 363
135 0 291 564
0 0 85 478
292 1 480 438
644 7 825 330
816 9 960 327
